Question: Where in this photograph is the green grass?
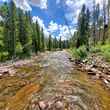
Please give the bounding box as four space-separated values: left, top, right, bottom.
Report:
70 45 88 60
100 44 110 62
70 43 110 62
0 52 8 62
90 43 110 62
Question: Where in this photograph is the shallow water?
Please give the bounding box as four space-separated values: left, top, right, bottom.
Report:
0 51 110 110
31 51 110 110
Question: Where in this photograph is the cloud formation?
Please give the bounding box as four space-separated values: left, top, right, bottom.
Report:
13 0 32 11
0 0 105 39
32 16 50 37
30 0 47 9
64 0 104 27
47 20 76 40
13 0 47 11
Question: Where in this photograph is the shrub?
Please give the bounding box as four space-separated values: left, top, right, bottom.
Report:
90 46 101 53
103 50 110 62
100 44 110 62
70 45 88 60
0 52 8 62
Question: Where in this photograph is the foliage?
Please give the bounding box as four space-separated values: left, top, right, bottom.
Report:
36 20 41 51
41 28 45 52
48 35 52 51
18 9 31 56
70 45 88 60
3 1 17 59
76 5 90 48
90 43 110 62
0 52 8 62
100 44 110 62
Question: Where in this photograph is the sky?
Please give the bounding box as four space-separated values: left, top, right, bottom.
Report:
0 0 104 40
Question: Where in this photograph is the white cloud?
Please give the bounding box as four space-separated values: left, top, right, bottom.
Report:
47 20 76 40
12 0 47 11
58 25 76 40
40 0 47 9
13 0 32 11
48 21 59 33
30 0 47 9
32 16 49 37
32 16 45 28
64 0 104 26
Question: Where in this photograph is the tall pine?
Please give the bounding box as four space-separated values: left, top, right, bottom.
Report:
36 20 41 51
41 28 45 52
48 35 52 51
18 9 30 56
32 23 38 54
4 1 16 59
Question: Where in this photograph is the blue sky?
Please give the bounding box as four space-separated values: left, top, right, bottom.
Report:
0 0 104 40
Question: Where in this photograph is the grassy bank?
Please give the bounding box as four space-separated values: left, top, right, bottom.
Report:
69 43 110 62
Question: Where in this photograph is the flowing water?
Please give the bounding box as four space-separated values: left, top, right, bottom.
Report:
0 51 110 110
30 51 110 110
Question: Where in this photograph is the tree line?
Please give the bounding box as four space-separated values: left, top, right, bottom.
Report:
70 0 110 50
0 1 69 61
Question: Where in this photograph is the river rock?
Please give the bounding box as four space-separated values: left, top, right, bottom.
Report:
38 101 48 109
55 101 64 109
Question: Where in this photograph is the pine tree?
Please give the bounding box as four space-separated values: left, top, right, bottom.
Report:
108 0 110 24
18 9 30 56
98 16 103 41
77 4 87 48
96 4 100 41
85 8 90 50
59 36 62 50
92 0 96 45
53 36 57 50
4 1 16 59
3 5 10 55
32 23 38 54
48 35 52 51
0 2 8 17
102 0 107 44
36 20 41 51
41 28 45 52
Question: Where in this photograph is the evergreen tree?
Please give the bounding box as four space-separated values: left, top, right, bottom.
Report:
41 28 45 52
92 0 96 45
48 35 52 51
32 23 38 54
102 0 107 44
96 4 100 26
59 36 62 50
96 4 100 41
3 5 10 54
36 20 41 51
77 4 87 48
9 1 17 58
18 9 30 56
85 8 90 50
4 1 16 58
108 0 110 23
53 36 57 50
0 2 8 17
98 16 103 41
